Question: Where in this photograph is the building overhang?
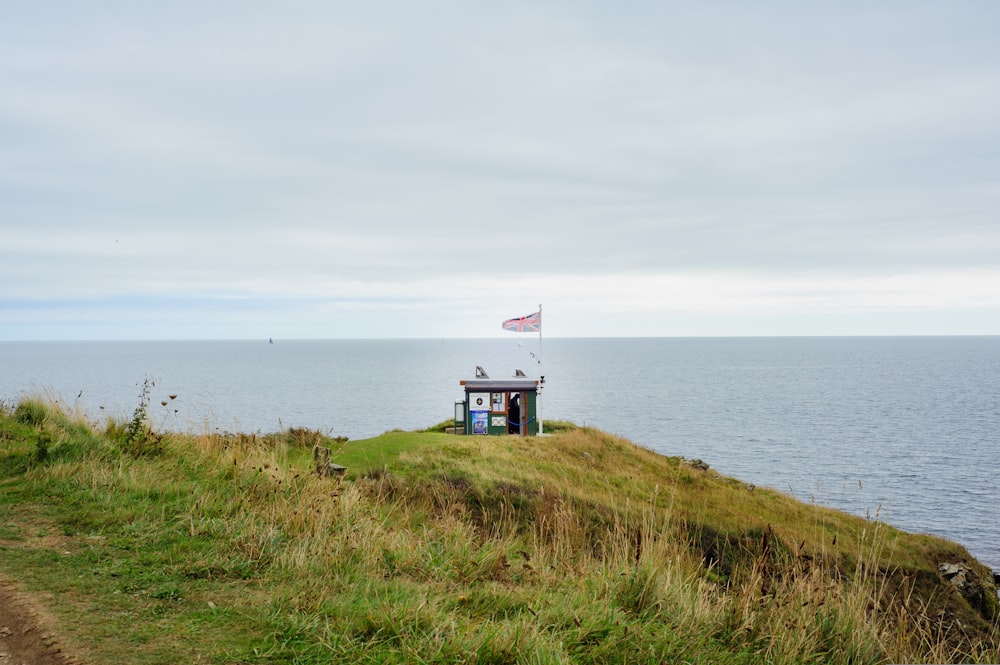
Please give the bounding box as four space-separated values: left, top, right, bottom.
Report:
460 378 539 392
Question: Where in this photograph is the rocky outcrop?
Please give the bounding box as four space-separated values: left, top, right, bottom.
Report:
939 561 999 622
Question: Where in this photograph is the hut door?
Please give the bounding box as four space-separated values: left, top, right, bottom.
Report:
507 392 523 435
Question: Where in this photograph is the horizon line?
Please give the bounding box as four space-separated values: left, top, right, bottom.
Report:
2 333 999 344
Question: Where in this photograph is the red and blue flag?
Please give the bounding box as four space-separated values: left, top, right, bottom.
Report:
502 311 541 333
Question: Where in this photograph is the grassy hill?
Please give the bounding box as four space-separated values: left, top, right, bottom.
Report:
0 395 998 664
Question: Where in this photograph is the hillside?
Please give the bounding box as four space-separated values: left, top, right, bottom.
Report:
0 396 998 664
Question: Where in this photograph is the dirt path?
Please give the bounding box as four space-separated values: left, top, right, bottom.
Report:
0 580 73 665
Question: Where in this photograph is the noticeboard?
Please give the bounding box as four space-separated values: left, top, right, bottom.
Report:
471 410 489 435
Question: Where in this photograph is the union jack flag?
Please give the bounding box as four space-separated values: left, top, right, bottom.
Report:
502 310 541 333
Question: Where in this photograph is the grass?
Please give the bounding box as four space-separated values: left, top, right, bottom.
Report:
0 396 998 664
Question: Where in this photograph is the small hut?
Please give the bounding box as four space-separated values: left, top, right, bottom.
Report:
458 366 539 436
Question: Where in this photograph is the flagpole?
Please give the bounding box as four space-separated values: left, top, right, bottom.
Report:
538 303 544 435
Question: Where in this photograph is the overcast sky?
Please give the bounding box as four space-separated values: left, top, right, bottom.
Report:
2 2 999 340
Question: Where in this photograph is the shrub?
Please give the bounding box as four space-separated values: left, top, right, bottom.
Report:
34 430 52 463
114 378 164 457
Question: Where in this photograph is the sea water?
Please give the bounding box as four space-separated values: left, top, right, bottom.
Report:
1 337 997 568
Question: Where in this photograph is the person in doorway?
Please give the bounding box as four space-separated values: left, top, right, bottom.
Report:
507 394 520 435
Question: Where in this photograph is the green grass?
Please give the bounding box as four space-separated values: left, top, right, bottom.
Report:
0 397 998 664
336 430 453 473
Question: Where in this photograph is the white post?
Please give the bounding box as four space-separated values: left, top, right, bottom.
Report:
538 303 543 435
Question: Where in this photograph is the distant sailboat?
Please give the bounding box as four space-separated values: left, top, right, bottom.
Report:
269 337 274 344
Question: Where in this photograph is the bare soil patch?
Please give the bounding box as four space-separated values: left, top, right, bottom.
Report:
0 578 75 665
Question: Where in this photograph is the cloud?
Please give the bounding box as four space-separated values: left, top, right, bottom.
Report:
2 2 999 338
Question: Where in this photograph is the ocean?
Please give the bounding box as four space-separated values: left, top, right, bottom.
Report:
1 337 998 569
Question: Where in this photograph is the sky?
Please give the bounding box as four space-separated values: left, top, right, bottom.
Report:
2 2 999 340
